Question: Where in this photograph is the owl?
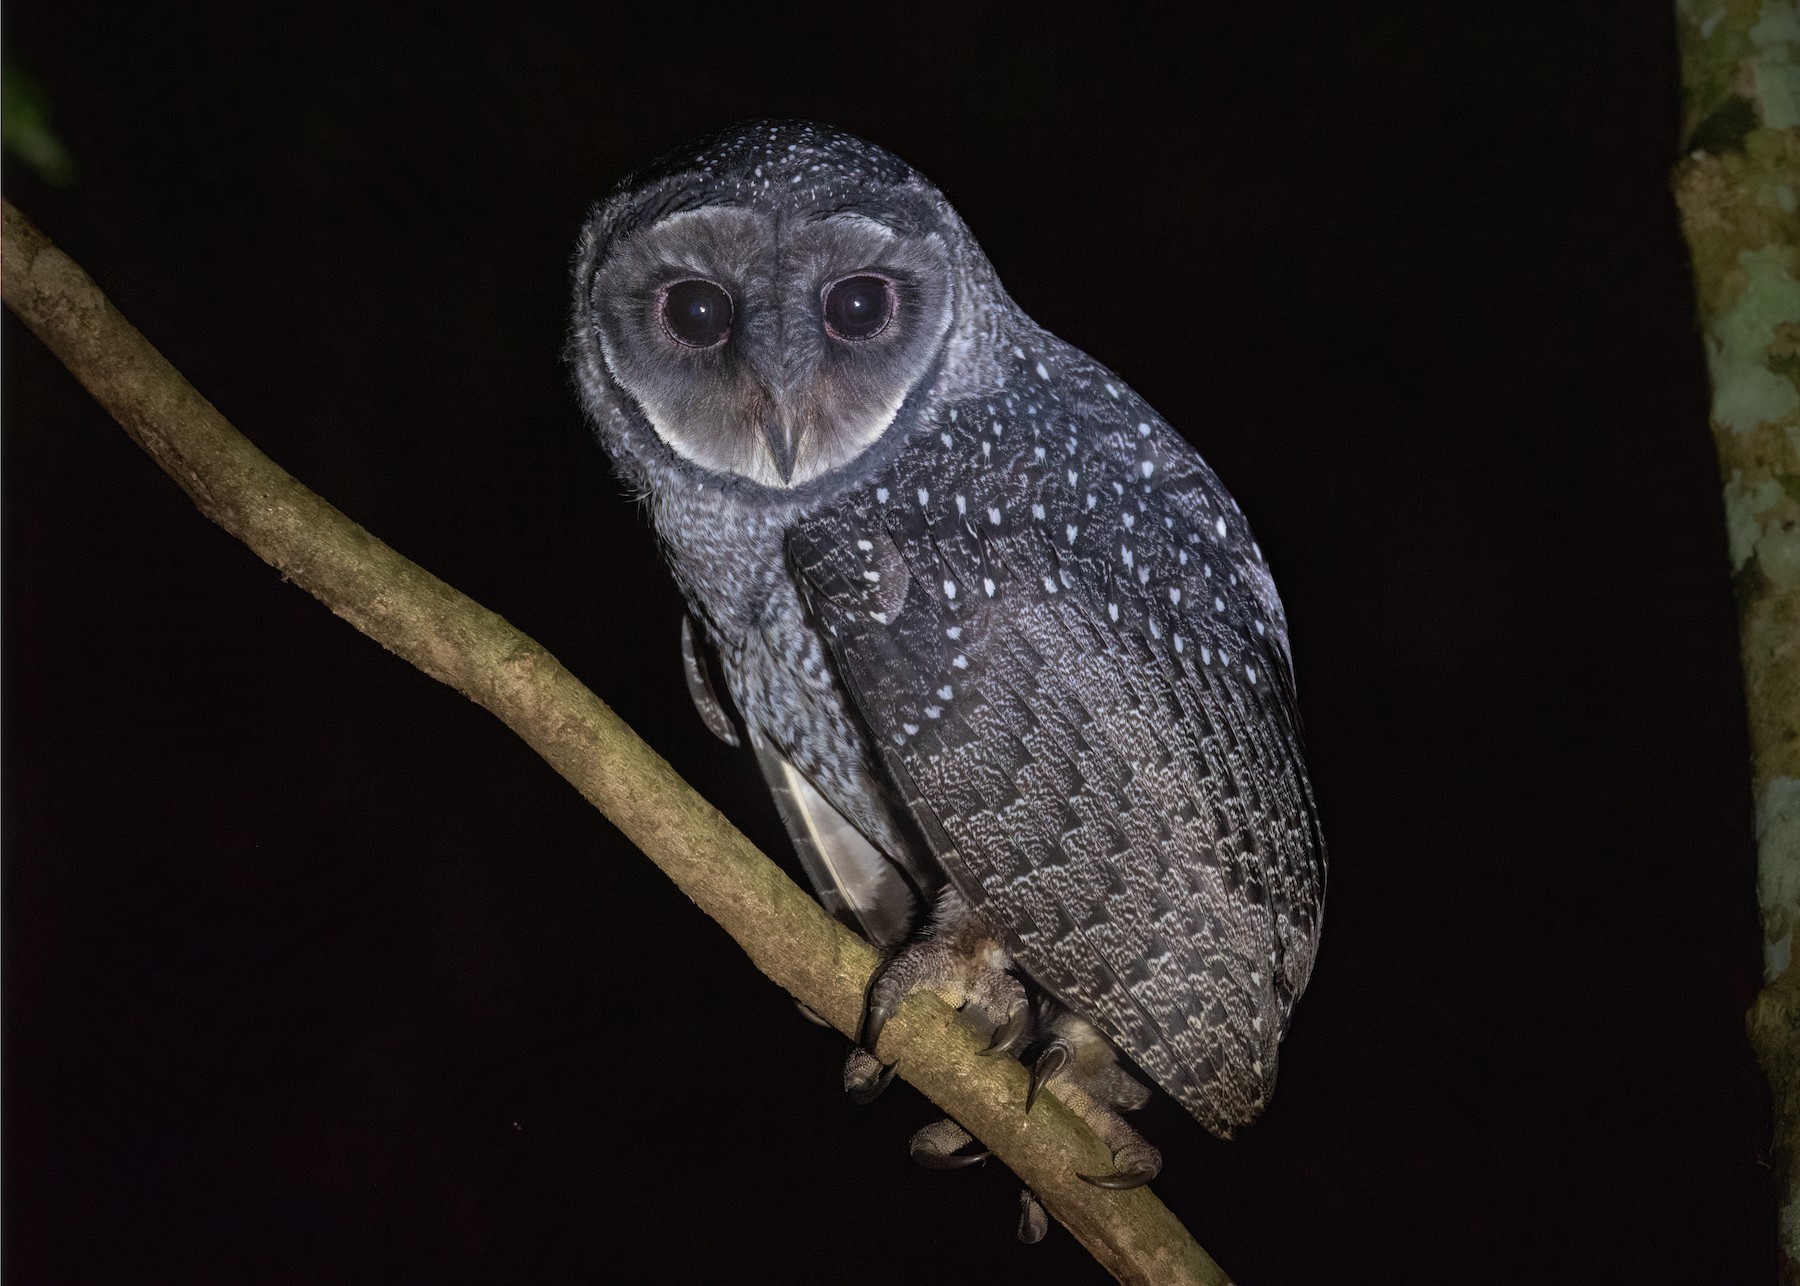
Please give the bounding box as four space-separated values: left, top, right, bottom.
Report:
567 120 1324 1235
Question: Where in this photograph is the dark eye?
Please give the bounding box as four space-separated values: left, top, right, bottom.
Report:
822 275 894 341
661 279 733 348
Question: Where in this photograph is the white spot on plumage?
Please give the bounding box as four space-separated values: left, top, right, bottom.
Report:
1137 421 1151 436
925 705 941 719
1247 665 1258 683
937 685 954 700
983 577 996 597
856 539 873 551
1215 516 1227 537
863 570 881 582
1214 596 1225 612
946 626 962 639
903 722 920 736
1108 602 1119 622
1035 361 1049 379
1066 524 1079 545
988 506 1002 526
1141 460 1155 478
944 580 958 599
953 654 969 669
918 487 930 505
1169 588 1181 605
956 494 967 515
1201 645 1211 664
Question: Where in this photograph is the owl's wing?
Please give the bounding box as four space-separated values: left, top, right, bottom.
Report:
787 465 1324 1136
679 613 916 950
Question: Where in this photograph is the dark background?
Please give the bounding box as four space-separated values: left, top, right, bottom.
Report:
1 3 1774 1282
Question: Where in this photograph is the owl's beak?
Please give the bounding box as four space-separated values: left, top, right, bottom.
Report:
763 415 801 484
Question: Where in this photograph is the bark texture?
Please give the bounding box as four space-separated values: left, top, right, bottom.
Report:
1673 2 1800 1276
1 199 1229 1286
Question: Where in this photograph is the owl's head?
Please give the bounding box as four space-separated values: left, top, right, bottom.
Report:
569 121 1002 494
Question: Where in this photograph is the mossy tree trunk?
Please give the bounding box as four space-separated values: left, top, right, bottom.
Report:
1672 2 1800 1276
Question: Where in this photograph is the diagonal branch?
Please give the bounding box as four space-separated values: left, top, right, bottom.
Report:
0 200 1227 1286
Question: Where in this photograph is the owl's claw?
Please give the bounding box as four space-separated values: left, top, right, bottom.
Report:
978 1004 1032 1058
858 978 900 1061
794 998 833 1028
1077 1140 1162 1190
844 1047 898 1104
909 1118 990 1169
1027 1038 1073 1113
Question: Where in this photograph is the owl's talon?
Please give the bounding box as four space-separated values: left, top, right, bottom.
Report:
1076 1144 1162 1190
1017 1187 1049 1244
909 1118 990 1169
845 1047 899 1104
794 999 833 1028
1027 1038 1073 1113
859 979 901 1062
978 1004 1032 1058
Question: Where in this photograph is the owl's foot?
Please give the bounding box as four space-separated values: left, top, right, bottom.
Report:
855 888 1030 1072
1074 1112 1162 1191
1028 1014 1162 1190
908 1117 990 1169
844 1047 899 1104
1017 1187 1049 1243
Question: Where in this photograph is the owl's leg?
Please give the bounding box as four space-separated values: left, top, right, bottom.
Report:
846 887 1030 1101
1028 1013 1161 1190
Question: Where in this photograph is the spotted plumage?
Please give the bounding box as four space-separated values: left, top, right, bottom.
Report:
569 120 1324 1160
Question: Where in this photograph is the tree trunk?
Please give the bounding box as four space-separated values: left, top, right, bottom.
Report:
1672 3 1800 1276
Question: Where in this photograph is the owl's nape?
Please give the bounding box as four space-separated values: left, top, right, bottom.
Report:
573 119 1325 1246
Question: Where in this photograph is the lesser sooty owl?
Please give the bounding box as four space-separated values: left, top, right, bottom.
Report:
568 120 1324 1230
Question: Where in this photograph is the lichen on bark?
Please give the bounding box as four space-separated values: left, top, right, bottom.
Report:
1674 1 1800 1277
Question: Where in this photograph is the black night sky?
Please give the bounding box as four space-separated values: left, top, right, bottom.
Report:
2 4 1775 1283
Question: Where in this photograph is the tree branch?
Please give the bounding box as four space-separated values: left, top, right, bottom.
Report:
1671 8 1800 1280
0 200 1228 1286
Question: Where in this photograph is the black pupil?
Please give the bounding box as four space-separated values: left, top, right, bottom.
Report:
824 276 891 340
663 280 731 347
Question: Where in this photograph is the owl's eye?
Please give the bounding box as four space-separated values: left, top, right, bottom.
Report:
822 275 894 342
662 279 733 348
